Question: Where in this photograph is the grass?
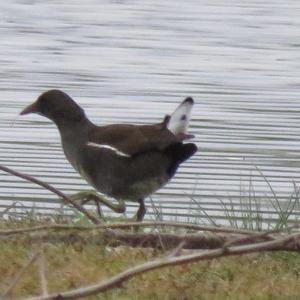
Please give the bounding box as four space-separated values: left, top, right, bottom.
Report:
1 218 300 299
190 169 300 231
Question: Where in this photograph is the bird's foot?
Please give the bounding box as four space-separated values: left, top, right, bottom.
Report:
70 190 103 217
69 190 126 219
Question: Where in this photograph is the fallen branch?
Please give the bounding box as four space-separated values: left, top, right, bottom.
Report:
4 227 299 251
105 230 239 249
24 232 300 300
0 220 258 237
0 165 100 224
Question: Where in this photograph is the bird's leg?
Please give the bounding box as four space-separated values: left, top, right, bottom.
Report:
135 198 146 221
69 190 102 217
69 190 126 217
95 201 103 217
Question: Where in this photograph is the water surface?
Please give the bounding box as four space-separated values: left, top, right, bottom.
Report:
1 0 300 226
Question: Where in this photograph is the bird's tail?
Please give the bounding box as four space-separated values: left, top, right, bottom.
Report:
165 142 197 177
167 97 194 140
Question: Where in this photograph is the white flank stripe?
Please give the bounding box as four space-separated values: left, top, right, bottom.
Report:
87 142 130 157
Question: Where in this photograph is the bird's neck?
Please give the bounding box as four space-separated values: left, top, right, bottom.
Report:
57 116 95 142
57 116 96 173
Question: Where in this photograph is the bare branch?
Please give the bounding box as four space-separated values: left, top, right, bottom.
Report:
4 226 299 253
224 223 300 248
0 220 258 237
103 230 229 249
0 165 100 224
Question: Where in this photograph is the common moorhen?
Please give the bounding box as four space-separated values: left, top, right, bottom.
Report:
20 90 197 220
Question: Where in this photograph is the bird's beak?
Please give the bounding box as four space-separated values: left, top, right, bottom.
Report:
20 101 39 115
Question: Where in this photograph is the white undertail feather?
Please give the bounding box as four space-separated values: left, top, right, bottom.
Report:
167 98 194 138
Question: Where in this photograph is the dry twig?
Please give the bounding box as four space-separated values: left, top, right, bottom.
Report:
4 229 299 251
0 220 257 237
0 165 100 224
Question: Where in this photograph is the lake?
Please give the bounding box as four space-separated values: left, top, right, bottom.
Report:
0 0 300 227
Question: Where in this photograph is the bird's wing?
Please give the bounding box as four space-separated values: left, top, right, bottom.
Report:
86 97 195 157
87 123 178 157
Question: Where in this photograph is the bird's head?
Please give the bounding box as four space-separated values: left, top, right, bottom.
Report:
20 89 85 125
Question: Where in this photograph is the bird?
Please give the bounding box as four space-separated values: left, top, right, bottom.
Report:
20 90 197 221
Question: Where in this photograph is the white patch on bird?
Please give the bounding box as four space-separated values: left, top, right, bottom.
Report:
167 99 193 136
87 142 131 157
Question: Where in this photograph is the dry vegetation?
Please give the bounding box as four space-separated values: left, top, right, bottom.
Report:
1 218 300 300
